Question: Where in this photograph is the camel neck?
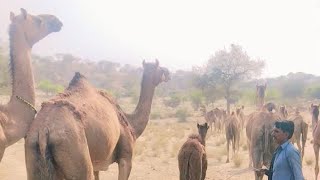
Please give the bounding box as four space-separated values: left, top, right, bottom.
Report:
9 26 35 105
4 26 36 145
130 77 156 138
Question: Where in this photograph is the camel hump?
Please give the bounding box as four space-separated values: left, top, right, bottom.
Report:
68 72 86 87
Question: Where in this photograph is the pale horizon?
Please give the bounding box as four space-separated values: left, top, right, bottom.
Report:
1 0 320 78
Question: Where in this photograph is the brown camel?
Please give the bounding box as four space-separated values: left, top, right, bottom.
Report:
255 83 266 109
236 106 245 129
0 9 62 162
178 122 209 180
289 109 308 159
311 103 320 130
279 105 289 119
246 102 281 180
225 112 240 163
25 60 170 180
200 105 217 132
312 104 320 180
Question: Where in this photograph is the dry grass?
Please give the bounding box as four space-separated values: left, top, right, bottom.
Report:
233 153 243 167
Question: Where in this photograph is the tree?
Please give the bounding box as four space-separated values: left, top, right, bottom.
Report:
206 44 265 114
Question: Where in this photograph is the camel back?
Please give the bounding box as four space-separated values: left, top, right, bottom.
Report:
41 72 136 139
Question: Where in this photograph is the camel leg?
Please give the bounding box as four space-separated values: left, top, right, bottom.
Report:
232 137 236 159
201 154 208 180
0 129 6 162
302 139 306 160
252 149 263 180
314 143 319 180
94 171 99 180
226 139 230 163
118 158 132 180
297 138 302 156
247 140 252 167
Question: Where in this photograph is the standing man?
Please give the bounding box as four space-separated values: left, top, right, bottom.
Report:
257 120 304 180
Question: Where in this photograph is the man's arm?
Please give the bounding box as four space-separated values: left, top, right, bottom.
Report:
288 148 304 180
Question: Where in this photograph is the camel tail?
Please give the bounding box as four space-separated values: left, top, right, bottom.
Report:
35 129 55 180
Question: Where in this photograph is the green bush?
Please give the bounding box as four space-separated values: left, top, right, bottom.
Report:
37 80 64 95
189 90 203 110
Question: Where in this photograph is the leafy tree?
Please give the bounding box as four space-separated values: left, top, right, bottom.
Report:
206 44 265 114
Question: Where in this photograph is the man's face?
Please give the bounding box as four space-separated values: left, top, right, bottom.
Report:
272 127 288 145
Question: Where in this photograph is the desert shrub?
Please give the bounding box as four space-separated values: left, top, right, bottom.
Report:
305 156 314 166
176 108 189 122
150 111 162 119
163 94 181 108
233 153 242 167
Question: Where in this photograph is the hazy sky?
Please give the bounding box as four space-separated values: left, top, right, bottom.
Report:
1 0 320 77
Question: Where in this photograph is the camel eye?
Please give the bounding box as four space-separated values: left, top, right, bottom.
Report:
34 18 42 26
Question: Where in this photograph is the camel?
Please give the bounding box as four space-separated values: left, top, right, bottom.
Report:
255 83 266 110
311 103 320 130
178 122 209 180
246 102 281 180
200 105 217 132
312 104 320 180
225 111 240 163
279 105 289 119
0 9 62 162
288 109 308 159
246 103 281 180
236 106 245 129
25 60 170 180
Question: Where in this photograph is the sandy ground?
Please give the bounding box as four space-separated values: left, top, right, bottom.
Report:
0 115 317 180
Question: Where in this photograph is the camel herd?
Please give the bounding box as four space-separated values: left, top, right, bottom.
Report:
1 8 320 180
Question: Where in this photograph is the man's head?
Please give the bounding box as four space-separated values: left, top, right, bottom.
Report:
272 120 295 145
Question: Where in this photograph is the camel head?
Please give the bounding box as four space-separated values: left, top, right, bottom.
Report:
256 83 267 97
311 103 320 119
197 122 209 139
9 8 63 47
142 59 170 86
280 105 286 113
263 102 277 113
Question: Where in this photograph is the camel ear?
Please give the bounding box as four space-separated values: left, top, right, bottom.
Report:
197 123 200 128
10 12 15 22
20 8 27 19
155 59 159 67
204 122 208 128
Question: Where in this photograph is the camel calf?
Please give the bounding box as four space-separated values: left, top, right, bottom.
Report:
225 112 240 163
178 123 209 180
